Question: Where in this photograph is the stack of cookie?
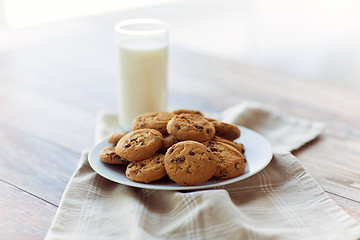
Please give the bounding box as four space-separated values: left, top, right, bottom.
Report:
99 110 246 186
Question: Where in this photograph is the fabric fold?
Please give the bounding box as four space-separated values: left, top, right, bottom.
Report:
221 102 325 152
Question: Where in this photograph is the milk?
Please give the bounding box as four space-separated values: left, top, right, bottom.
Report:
117 38 168 130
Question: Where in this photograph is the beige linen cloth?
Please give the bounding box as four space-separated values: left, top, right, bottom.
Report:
46 102 360 240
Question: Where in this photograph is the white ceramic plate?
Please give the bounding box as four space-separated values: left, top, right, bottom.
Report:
88 126 273 190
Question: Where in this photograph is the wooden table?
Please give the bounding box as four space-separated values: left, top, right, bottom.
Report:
1 10 359 240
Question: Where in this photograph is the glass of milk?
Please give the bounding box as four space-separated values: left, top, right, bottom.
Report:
114 18 169 130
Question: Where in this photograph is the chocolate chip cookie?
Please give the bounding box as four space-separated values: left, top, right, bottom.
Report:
212 136 245 155
132 112 174 135
100 145 129 164
158 134 180 153
164 141 217 186
115 129 163 162
203 141 246 179
107 132 128 144
206 118 241 141
167 113 215 142
125 153 166 183
172 109 204 116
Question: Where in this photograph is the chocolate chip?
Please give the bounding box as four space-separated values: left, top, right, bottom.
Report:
174 125 180 130
175 157 185 163
189 150 196 156
194 124 203 130
206 128 210 133
140 162 146 167
235 163 241 169
136 170 141 175
186 119 190 124
139 123 146 128
111 155 124 163
124 144 131 148
220 169 228 176
128 162 135 168
210 147 218 152
186 166 192 174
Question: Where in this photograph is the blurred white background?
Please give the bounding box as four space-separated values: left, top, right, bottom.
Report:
1 0 359 88
1 0 180 28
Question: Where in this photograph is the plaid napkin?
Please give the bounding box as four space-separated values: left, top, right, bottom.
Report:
46 102 360 240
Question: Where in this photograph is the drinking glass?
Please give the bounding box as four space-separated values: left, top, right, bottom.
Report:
114 18 169 130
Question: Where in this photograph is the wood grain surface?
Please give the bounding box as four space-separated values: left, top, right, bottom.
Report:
0 10 359 240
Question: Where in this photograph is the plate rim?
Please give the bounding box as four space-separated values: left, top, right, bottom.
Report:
88 126 273 190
